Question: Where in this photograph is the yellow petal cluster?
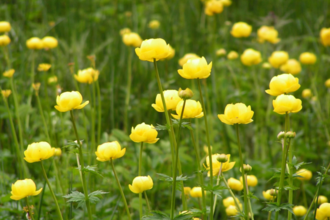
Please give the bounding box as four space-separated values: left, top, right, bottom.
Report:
205 0 223 16
0 35 10 46
257 26 280 44
74 68 99 84
320 28 330 46
231 22 252 38
0 21 11 32
317 196 328 204
204 154 235 176
95 141 126 161
293 206 307 216
263 189 276 200
299 52 317 65
26 37 43 49
54 91 89 112
190 187 203 198
226 205 239 216
129 176 153 193
3 69 15 78
120 28 131 36
148 20 160 29
240 175 258 187
240 48 262 66
1 89 11 98
227 51 238 60
122 32 142 47
135 38 171 62
165 45 175 60
296 169 312 181
54 148 62 156
177 57 212 79
302 89 312 98
280 59 302 75
171 99 204 119
183 187 191 196
223 197 238 208
130 123 159 144
48 76 58 84
221 0 232 7
265 73 300 96
268 51 289 68
42 36 58 49
179 53 200 66
10 179 42 200
273 94 302 115
218 103 254 125
316 203 330 220
24 142 55 163
228 178 243 191
38 63 51 72
151 90 182 112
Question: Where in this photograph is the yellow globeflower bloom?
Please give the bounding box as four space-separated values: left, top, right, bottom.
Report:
26 37 43 49
38 63 51 72
48 76 58 84
273 94 302 115
325 79 330 88
171 99 204 119
263 190 276 200
74 68 99 84
24 142 55 163
190 187 203 198
1 89 11 98
0 21 11 32
280 59 302 75
240 175 258 187
299 52 317 65
135 38 171 62
268 51 289 68
221 0 232 7
240 48 262 66
231 22 252 38
165 45 175 60
317 196 328 204
204 0 223 16
177 57 212 79
179 53 200 66
223 197 237 208
257 26 280 44
10 179 42 201
32 83 41 92
2 69 15 78
151 90 182 112
302 89 312 98
296 169 312 181
204 154 235 176
316 203 330 220
122 32 142 47
54 148 62 156
148 20 160 29
184 187 191 196
265 73 301 96
218 103 254 125
0 35 10 46
226 205 239 216
130 123 159 144
120 27 131 36
262 62 272 69
228 178 243 191
54 91 89 112
42 36 58 49
227 51 239 60
320 28 330 46
216 48 226 56
95 141 126 161
293 206 307 216
129 176 153 193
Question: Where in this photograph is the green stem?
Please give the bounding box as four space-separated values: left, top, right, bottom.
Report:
244 174 254 220
124 48 132 134
197 78 214 220
40 161 63 220
2 47 11 68
268 211 272 220
96 81 102 144
139 142 144 218
110 159 132 220
26 50 35 129
301 182 307 207
222 174 243 218
25 197 35 220
91 83 96 159
213 163 222 214
36 93 51 143
144 191 151 213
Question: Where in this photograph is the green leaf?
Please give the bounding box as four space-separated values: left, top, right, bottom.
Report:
294 161 311 170
284 185 299 191
154 124 169 131
88 190 109 204
156 173 191 182
248 192 259 200
142 211 170 220
63 191 85 203
80 165 104 178
203 184 226 196
63 141 80 153
263 202 293 213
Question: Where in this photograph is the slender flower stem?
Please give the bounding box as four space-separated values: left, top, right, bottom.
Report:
25 197 35 220
110 159 132 220
288 142 293 220
244 174 254 220
26 50 35 129
213 163 222 213
91 83 96 159
144 191 151 213
40 161 63 220
301 182 307 207
197 78 214 220
139 142 144 218
96 81 102 144
36 92 51 142
70 111 93 220
124 48 132 134
222 174 243 215
2 47 11 67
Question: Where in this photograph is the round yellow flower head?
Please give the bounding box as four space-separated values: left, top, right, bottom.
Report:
227 51 239 60
223 197 237 208
32 83 41 92
2 69 15 78
24 142 55 163
120 27 131 36
165 45 175 60
316 203 330 220
240 48 262 66
10 179 42 201
204 154 235 176
148 20 160 29
231 22 252 38
42 36 58 49
228 178 243 191
54 148 62 156
226 205 239 216
268 51 289 68
265 73 301 96
0 35 10 46
280 59 302 75
240 175 258 187
293 206 307 216
262 62 272 69
216 48 226 56
95 141 126 161
179 53 200 66
130 123 159 144
38 63 51 72
221 0 232 7
135 38 171 62
151 90 182 112
1 89 11 98
190 187 203 198
302 89 312 98
263 189 276 200
54 91 89 112
204 0 223 16
177 57 212 79
184 187 191 196
26 37 43 50
171 99 204 119
74 68 99 84
48 76 58 84
129 176 153 193
273 94 302 115
325 79 330 88
320 28 330 46
299 52 317 65
317 196 328 204
0 21 11 33
122 32 142 47
257 26 280 44
218 103 254 125
296 169 312 181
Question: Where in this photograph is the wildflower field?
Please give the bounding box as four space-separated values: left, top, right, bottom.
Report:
1 0 330 219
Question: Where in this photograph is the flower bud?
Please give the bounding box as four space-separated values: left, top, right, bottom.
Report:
243 164 252 172
178 88 193 99
277 131 285 139
2 69 15 78
216 154 228 163
216 48 226 56
285 131 296 138
293 206 307 216
54 148 62 156
269 189 278 196
316 195 328 204
1 89 11 98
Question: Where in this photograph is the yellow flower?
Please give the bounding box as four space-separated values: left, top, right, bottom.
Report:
265 73 301 96
2 69 15 78
26 37 43 50
0 35 10 46
273 94 302 115
218 103 254 125
228 178 243 191
325 79 330 88
280 59 302 75
74 68 99 84
54 148 62 156
204 154 235 176
165 45 175 60
302 89 312 98
320 28 330 46
1 89 11 98
227 51 239 60
184 187 191 196
24 142 55 163
122 32 142 47
179 53 200 66
38 63 51 72
257 26 280 44
120 27 131 36
221 0 232 7
293 206 307 216
317 196 328 204
204 0 223 16
151 90 182 112
226 205 239 216
129 176 153 193
32 83 41 92
262 62 272 69
240 48 262 66
171 99 204 119
135 38 171 62
54 91 89 112
148 20 160 29
268 51 289 68
10 179 42 201
263 190 276 200
299 52 317 65
216 48 226 56
95 141 126 161
177 57 212 79
316 203 330 220
48 76 58 84
130 123 159 144
231 22 252 38
0 21 11 32
239 175 258 187
42 36 58 49
296 169 312 181
223 197 237 208
190 187 203 198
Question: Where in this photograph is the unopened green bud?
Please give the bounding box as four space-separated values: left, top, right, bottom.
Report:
277 131 285 139
217 154 228 163
285 131 296 138
241 164 252 173
178 88 193 99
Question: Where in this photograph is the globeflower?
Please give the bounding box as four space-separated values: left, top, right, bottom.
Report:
223 197 237 208
231 22 252 38
265 73 301 96
315 203 330 220
54 91 89 112
296 169 312 181
280 59 302 75
24 142 55 163
1 89 11 98
204 0 223 16
2 69 15 78
38 63 51 72
179 53 200 66
183 187 191 196
129 176 153 193
95 141 126 161
204 154 235 176
10 179 42 200
26 37 43 49
151 90 182 112
273 94 302 115
240 175 258 187
320 28 330 46
226 205 239 216
190 187 203 198
0 21 11 32
228 178 243 191
317 196 328 204
177 57 212 79
42 36 58 49
263 189 276 200
268 51 289 68
293 206 307 216
171 99 204 119
0 35 10 46
240 48 262 66
227 51 238 60
120 27 131 36
74 68 99 84
218 103 254 125
257 26 280 44
130 123 159 144
165 45 175 60
221 0 232 7
299 52 317 64
135 38 171 62
122 32 142 47
148 20 160 29
302 89 312 98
